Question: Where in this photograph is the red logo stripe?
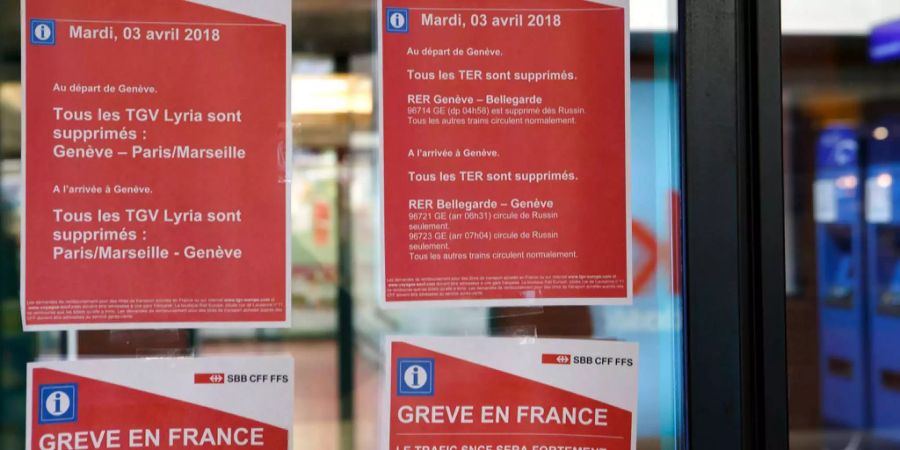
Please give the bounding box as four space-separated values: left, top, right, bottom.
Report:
542 354 571 365
194 373 225 384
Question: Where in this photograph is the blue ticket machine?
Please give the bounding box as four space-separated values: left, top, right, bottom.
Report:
815 125 868 427
866 120 900 439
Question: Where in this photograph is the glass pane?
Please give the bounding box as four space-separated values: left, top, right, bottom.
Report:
0 1 684 450
784 1 900 448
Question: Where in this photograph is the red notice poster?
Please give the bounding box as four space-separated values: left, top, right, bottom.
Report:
384 337 639 450
27 357 293 450
378 0 631 307
21 0 291 330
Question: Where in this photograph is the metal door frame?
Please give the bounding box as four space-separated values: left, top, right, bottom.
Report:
681 0 788 447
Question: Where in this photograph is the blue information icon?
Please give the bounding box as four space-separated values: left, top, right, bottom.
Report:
30 19 56 46
39 383 78 424
397 358 434 396
386 8 409 33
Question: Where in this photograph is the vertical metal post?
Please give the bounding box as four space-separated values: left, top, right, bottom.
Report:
66 330 78 360
681 0 786 447
753 0 788 446
336 145 355 450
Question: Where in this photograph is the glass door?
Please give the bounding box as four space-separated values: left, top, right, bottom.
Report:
0 0 792 449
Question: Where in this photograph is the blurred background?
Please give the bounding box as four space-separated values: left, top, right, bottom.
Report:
782 1 900 449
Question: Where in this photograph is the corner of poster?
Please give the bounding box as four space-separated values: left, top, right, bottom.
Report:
284 0 294 335
583 0 629 11
25 360 33 450
18 0 28 336
375 0 388 315
379 333 396 450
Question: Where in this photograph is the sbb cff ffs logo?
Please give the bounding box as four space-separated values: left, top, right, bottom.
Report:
228 374 290 383
573 356 635 367
194 373 289 384
542 354 635 366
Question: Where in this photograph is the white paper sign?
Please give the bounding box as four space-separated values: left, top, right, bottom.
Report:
867 177 893 224
814 179 838 223
383 336 639 450
27 356 294 450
